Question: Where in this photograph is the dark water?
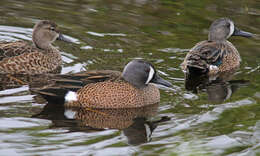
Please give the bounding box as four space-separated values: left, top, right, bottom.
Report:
0 0 259 155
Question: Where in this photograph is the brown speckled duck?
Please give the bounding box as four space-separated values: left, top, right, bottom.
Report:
181 18 253 76
0 20 71 74
32 60 173 108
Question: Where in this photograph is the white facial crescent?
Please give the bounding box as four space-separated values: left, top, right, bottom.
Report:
145 66 155 84
227 21 235 38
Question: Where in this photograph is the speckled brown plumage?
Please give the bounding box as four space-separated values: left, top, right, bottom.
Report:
0 69 61 91
0 41 36 61
66 80 160 108
0 43 62 74
182 40 240 75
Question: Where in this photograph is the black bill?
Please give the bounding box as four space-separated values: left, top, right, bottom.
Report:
57 34 73 43
233 27 253 38
150 74 173 88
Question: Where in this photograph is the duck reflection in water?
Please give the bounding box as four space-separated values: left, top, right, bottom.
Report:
32 101 170 145
185 71 249 103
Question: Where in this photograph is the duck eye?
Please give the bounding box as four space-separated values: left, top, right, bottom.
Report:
226 23 230 28
50 27 55 31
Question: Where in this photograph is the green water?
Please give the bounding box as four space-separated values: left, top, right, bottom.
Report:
0 0 259 155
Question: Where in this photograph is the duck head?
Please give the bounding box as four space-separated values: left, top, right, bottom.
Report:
122 60 173 88
208 18 253 42
32 20 72 49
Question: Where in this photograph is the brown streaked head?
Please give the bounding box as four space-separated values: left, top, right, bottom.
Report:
32 20 72 49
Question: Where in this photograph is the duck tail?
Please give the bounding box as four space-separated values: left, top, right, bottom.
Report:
31 87 74 104
187 65 208 75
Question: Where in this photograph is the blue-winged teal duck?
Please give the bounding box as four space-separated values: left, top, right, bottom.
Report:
0 20 71 74
181 18 253 76
32 60 172 108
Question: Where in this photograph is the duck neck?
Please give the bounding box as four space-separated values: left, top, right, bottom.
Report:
33 39 53 51
126 79 147 89
208 33 227 42
32 32 54 50
208 38 227 43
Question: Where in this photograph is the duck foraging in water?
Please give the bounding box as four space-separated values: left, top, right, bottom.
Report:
0 20 72 74
32 59 173 108
181 17 253 76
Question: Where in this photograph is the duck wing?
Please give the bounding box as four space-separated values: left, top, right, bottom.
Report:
0 41 38 61
182 41 224 74
30 70 122 103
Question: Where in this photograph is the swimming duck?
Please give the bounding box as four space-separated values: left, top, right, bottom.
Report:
32 59 173 108
181 18 253 76
0 20 71 74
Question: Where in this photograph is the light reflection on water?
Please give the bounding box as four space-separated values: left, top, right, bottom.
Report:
0 0 259 155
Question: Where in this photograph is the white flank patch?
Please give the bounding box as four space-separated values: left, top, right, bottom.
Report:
209 65 219 81
227 21 235 38
64 109 76 119
145 66 155 84
209 65 219 71
65 91 78 102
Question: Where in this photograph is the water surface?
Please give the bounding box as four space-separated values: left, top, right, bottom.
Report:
0 0 259 155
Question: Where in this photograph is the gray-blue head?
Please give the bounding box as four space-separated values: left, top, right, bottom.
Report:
208 18 253 42
122 60 172 88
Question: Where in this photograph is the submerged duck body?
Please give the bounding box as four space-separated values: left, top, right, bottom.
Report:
0 20 71 74
32 60 172 108
181 18 253 76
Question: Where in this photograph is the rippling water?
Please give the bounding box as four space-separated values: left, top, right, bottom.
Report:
0 0 259 155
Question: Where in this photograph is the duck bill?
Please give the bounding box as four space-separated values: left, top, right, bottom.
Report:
232 28 253 38
57 34 73 43
150 74 173 88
